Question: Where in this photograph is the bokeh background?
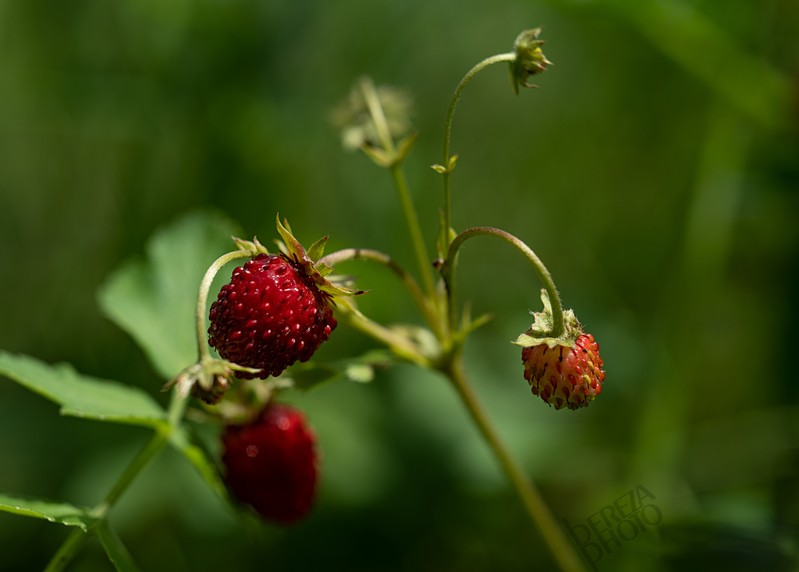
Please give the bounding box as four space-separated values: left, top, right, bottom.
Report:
1 0 798 570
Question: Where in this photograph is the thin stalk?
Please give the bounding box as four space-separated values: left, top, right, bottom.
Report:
359 78 437 300
390 163 437 299
195 250 253 360
440 53 516 249
99 388 188 516
44 529 91 572
443 226 564 337
336 307 433 369
97 432 168 514
446 356 586 572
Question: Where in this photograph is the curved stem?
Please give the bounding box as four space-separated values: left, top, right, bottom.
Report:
443 227 564 337
319 247 442 339
440 53 516 249
195 250 253 360
446 355 586 572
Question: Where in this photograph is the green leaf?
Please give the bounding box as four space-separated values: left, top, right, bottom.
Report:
168 426 229 501
0 352 166 427
0 493 97 531
98 211 242 381
430 154 458 175
96 522 141 572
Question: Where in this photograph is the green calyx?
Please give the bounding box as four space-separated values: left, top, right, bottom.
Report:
167 357 261 404
273 215 364 301
231 216 364 305
510 28 553 95
513 289 583 349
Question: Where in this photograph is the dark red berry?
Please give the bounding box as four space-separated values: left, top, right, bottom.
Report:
222 403 318 525
208 254 337 378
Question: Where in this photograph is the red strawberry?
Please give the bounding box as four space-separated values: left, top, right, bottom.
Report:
515 290 605 410
521 333 604 410
222 403 318 524
208 253 336 378
207 218 360 380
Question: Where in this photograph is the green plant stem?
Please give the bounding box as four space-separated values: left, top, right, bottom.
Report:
44 528 91 572
359 78 437 301
99 432 168 515
390 163 437 299
445 355 586 572
443 226 564 337
440 52 516 250
336 307 433 369
195 250 253 360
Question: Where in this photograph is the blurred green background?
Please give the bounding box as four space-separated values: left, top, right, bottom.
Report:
1 0 798 570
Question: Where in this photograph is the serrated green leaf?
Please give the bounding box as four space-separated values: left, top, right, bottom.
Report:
0 493 97 530
96 522 141 572
98 211 242 381
168 427 229 501
0 352 166 427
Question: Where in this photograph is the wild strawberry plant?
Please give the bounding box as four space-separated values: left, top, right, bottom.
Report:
0 28 603 572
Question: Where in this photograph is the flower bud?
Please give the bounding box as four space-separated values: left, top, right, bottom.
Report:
510 28 553 94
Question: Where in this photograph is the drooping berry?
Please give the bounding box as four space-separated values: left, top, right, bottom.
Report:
208 253 337 379
514 289 605 410
222 403 318 525
521 333 605 410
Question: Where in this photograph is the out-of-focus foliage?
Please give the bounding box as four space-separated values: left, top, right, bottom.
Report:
0 0 797 570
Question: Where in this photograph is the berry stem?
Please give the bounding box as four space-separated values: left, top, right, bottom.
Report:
319 247 441 338
445 354 586 572
195 250 254 361
442 226 565 338
359 78 437 301
439 52 516 252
